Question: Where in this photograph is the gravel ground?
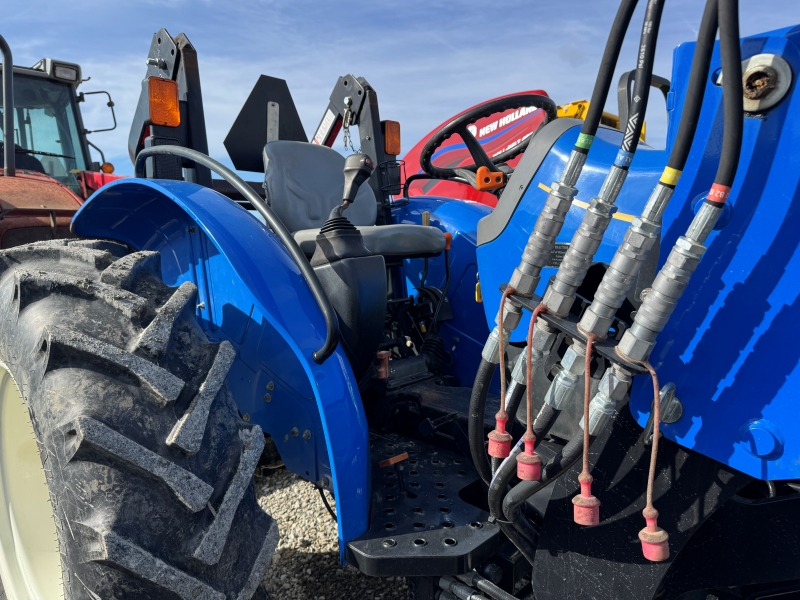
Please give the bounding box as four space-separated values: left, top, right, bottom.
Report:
257 468 409 600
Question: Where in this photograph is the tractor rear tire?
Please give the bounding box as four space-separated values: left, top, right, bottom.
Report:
0 239 277 600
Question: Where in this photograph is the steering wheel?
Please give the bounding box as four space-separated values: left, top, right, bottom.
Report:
419 94 558 183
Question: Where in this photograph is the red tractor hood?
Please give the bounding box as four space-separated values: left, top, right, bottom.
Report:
0 169 84 213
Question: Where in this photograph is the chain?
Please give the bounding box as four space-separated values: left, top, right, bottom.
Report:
342 107 360 154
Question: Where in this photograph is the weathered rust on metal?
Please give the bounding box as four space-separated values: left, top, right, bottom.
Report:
0 168 83 211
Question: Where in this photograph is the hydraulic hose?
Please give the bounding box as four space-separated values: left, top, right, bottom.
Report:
505 381 526 427
579 0 720 340
487 445 538 564
543 0 665 316
580 0 641 142
503 434 594 522
473 0 641 493
134 145 339 363
621 0 665 157
713 0 744 198
470 359 497 485
666 0 719 171
487 402 561 553
616 0 743 362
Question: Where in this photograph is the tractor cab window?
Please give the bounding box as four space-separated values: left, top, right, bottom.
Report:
0 74 88 193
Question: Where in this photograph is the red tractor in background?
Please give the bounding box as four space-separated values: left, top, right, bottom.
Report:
0 37 120 248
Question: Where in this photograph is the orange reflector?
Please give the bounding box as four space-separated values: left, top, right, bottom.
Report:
475 165 505 192
100 162 115 174
383 120 401 156
148 77 180 127
444 232 453 250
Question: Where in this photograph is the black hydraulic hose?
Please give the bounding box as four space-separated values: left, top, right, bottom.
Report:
713 0 744 197
0 35 15 176
486 402 562 553
488 443 539 561
532 403 560 442
618 0 666 159
503 434 596 522
505 382 526 426
666 0 719 172
578 0 640 144
431 249 451 331
134 146 339 364
469 359 496 486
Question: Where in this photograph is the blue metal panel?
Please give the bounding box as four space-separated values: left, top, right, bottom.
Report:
392 196 494 389
72 179 370 558
628 27 800 481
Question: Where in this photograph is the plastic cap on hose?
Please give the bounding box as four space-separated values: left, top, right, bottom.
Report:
516 437 542 481
572 474 600 526
487 416 512 459
639 508 670 561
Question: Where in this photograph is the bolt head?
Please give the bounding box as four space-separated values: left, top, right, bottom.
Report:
290 427 299 437
617 332 654 362
509 270 538 297
495 304 522 330
549 181 577 198
631 217 660 236
303 429 312 440
543 287 575 317
598 370 629 400
561 345 586 376
626 230 648 249
675 237 705 256
579 308 612 338
531 323 557 352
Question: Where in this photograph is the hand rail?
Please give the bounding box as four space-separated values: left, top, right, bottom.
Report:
134 145 339 363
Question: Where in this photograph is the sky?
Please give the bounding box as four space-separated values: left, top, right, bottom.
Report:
4 0 799 176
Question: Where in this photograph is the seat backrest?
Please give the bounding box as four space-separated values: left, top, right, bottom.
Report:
262 140 377 232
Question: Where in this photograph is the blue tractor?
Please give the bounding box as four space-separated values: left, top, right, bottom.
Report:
0 1 798 598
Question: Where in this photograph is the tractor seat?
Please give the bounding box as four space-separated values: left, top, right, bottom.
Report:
263 141 445 258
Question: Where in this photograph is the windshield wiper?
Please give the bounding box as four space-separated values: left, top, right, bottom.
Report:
15 148 74 160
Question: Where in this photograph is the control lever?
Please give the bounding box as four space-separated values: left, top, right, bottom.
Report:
340 153 374 210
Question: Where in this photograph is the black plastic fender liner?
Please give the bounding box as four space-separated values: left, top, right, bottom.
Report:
0 239 277 599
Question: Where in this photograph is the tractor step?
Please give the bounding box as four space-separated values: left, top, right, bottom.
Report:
345 433 500 577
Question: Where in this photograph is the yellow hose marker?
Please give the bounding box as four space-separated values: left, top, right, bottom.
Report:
659 167 682 186
475 281 483 303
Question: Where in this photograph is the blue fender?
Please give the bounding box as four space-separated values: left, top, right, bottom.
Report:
72 179 370 560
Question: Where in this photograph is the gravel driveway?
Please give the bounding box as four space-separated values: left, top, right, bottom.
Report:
257 469 409 600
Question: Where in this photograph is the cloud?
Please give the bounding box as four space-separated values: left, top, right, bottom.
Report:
4 0 798 176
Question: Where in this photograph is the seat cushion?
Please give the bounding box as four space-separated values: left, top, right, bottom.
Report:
294 225 446 258
263 140 377 232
